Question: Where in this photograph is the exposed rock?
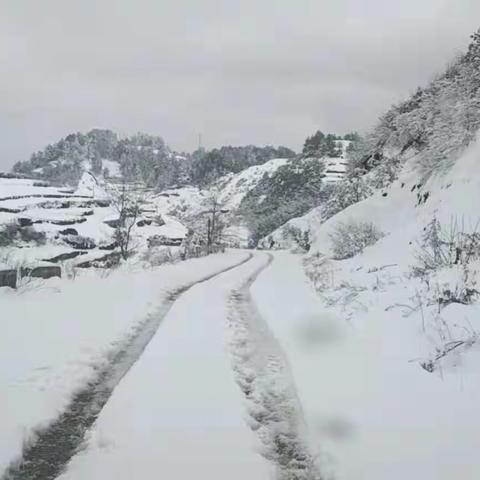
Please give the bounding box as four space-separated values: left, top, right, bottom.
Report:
21 266 61 280
137 219 153 227
0 207 23 213
17 217 33 227
46 218 87 226
99 241 118 251
59 228 79 236
94 200 111 207
64 235 96 250
76 252 121 269
43 251 88 263
0 269 17 288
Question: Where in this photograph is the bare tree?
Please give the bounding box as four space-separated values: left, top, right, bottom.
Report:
107 179 145 260
185 190 226 254
204 191 225 253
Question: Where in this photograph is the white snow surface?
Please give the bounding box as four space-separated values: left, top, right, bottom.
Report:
0 251 250 474
74 172 109 199
58 253 272 480
252 252 480 480
0 178 68 199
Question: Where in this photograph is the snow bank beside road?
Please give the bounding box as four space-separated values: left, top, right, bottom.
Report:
252 252 480 480
0 251 248 474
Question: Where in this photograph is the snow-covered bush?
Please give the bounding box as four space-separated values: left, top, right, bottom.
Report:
366 156 402 189
282 225 311 252
410 217 480 323
434 264 479 308
419 306 478 373
412 216 480 277
0 221 46 247
329 220 384 260
321 177 372 222
303 253 336 293
140 247 180 267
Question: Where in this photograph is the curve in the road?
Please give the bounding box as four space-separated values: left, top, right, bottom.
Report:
228 253 322 480
1 253 253 480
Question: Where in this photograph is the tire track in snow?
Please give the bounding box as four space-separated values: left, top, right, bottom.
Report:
1 253 253 480
228 253 323 480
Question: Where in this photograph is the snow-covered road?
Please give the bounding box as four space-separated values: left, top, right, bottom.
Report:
2 253 255 480
56 253 278 480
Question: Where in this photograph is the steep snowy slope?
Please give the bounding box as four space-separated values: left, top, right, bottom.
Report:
215 158 290 210
291 138 480 479
309 138 480 262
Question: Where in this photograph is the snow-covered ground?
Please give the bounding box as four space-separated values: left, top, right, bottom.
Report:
54 253 273 480
0 178 71 199
2 241 480 479
0 251 250 474
253 252 480 480
250 138 480 478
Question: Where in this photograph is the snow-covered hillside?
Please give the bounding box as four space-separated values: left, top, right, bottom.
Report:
310 137 480 260
146 157 294 247
0 154 295 272
275 138 480 479
215 158 290 210
319 139 350 184
0 175 188 271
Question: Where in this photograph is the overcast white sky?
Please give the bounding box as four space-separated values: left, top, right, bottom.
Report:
1 0 480 169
